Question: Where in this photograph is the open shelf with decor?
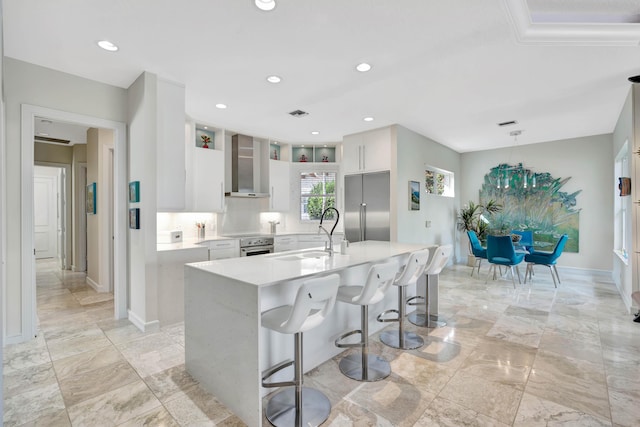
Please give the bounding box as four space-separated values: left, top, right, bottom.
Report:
195 125 223 150
292 145 336 163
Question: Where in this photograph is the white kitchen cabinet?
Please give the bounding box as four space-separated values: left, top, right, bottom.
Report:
157 247 208 325
268 159 290 212
274 235 298 252
297 234 330 250
185 124 226 212
157 79 187 210
192 148 225 212
342 127 391 175
206 239 240 260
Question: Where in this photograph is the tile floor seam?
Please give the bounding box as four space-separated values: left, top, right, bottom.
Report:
597 316 617 426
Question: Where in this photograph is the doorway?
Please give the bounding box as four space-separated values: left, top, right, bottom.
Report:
18 105 127 343
33 164 72 269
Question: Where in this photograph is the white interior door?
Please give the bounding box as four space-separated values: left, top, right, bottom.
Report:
34 166 59 259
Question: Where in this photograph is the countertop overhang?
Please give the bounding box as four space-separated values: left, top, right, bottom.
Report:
185 240 431 287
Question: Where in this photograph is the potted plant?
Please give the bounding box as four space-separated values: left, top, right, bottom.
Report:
201 135 211 149
457 200 502 265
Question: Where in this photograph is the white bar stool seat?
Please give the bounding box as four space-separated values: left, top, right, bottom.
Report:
261 273 341 427
377 249 430 350
408 244 453 328
334 261 398 382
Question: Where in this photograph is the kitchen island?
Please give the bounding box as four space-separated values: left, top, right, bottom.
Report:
184 240 432 427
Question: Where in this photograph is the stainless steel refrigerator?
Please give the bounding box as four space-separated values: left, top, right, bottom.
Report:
344 171 390 242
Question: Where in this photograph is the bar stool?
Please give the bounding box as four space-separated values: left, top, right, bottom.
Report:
377 249 430 350
408 244 453 328
334 261 398 381
261 274 341 427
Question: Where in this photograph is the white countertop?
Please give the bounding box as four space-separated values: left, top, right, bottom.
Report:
157 231 343 252
186 240 429 287
157 236 245 252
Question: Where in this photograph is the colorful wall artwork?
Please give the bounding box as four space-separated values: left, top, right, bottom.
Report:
479 163 580 253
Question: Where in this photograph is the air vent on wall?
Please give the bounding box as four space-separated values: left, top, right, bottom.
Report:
288 109 309 117
498 120 518 127
34 136 71 144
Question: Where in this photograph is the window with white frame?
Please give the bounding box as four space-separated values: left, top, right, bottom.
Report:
300 171 337 221
425 166 454 197
614 141 629 259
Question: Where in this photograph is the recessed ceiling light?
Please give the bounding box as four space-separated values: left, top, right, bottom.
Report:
215 103 227 109
266 75 281 83
203 126 208 129
311 131 319 135
356 63 372 72
40 119 52 124
255 0 276 11
97 40 118 52
363 117 374 122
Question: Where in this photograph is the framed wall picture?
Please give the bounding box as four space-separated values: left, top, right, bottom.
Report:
409 180 420 210
129 181 140 202
129 208 140 229
86 182 96 214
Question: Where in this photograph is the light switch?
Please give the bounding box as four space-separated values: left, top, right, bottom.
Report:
425 220 431 228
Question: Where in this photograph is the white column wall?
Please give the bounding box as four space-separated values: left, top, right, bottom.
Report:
127 72 159 330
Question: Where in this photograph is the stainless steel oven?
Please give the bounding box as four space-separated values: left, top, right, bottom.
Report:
239 236 274 257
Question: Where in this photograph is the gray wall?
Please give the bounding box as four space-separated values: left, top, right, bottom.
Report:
461 134 614 271
395 125 460 255
3 57 127 340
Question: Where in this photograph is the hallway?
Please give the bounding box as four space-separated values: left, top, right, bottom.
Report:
3 260 640 426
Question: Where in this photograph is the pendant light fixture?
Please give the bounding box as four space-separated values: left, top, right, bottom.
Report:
496 130 537 191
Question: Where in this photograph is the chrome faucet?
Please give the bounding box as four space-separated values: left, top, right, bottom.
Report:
318 207 340 255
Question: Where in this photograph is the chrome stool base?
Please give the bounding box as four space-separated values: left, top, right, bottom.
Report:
379 330 424 350
265 387 331 427
407 312 446 328
338 353 390 382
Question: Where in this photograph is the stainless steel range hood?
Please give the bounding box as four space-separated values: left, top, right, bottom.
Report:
226 134 269 198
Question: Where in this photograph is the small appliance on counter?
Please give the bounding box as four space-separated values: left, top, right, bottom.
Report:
158 230 183 244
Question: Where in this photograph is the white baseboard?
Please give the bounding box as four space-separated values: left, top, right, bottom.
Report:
85 276 109 293
71 264 86 273
128 309 160 333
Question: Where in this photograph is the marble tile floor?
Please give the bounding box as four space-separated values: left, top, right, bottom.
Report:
4 259 640 426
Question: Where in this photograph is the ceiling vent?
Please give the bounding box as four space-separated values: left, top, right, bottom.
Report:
498 120 518 127
288 109 309 117
34 136 71 145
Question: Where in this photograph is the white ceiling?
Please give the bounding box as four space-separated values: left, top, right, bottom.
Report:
5 0 640 152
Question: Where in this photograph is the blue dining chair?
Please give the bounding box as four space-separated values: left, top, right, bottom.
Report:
511 230 533 252
486 235 525 288
467 230 487 277
524 234 568 288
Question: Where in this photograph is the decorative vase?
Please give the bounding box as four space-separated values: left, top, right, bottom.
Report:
202 143 209 149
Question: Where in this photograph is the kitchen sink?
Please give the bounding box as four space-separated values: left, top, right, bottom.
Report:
299 251 331 259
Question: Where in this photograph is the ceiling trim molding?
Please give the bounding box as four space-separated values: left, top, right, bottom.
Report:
503 0 640 46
